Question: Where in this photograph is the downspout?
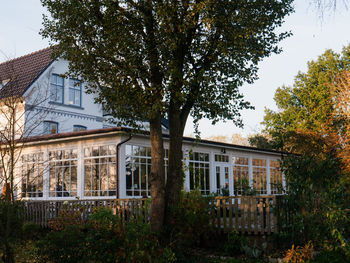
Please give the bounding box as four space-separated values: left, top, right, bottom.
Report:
116 133 132 198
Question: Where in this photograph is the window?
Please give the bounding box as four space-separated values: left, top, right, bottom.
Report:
49 149 78 197
50 74 64 103
270 160 283 194
69 78 82 106
233 157 249 195
73 125 87 132
125 145 168 197
215 154 229 162
252 158 267 195
84 145 117 196
43 121 58 134
189 151 210 195
125 145 151 197
21 152 44 198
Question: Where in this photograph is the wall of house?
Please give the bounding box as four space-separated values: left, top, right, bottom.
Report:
16 133 284 201
23 58 105 136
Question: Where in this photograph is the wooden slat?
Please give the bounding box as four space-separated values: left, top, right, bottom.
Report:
223 198 227 232
216 198 220 229
234 198 239 231
259 198 264 234
247 197 252 234
228 197 233 230
266 197 271 234
254 198 258 235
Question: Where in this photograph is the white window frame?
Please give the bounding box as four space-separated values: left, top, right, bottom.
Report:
83 144 117 197
43 121 58 135
48 149 78 198
50 74 64 103
68 78 82 106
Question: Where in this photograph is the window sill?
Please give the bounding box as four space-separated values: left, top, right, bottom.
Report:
49 101 84 110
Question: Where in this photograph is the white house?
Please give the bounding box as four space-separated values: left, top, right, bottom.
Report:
0 47 286 200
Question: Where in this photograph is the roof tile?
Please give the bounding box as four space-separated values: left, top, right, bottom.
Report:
0 47 55 98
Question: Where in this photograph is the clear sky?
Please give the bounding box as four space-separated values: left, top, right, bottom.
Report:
1 0 349 138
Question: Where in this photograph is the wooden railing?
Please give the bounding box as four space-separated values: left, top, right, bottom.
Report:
24 198 150 228
24 195 279 235
210 195 278 234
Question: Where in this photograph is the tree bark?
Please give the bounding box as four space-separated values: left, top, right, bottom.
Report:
149 115 165 233
164 107 188 226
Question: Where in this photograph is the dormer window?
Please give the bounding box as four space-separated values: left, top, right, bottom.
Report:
68 78 82 106
50 74 64 103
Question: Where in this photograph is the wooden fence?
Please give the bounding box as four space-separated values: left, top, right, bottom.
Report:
24 195 279 235
24 198 150 228
211 195 279 235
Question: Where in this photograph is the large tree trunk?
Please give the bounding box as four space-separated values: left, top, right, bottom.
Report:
149 115 165 233
164 109 187 226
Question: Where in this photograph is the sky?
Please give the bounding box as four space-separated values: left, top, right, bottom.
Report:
0 0 350 138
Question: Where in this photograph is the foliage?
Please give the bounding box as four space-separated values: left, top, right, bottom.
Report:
241 240 263 259
223 230 249 256
0 200 25 263
36 207 175 263
312 247 350 263
41 0 293 129
48 203 86 231
248 134 277 150
168 190 216 249
41 0 294 232
263 45 350 154
277 154 350 253
284 242 314 263
234 177 257 196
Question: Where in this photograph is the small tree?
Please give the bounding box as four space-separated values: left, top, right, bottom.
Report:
0 57 52 201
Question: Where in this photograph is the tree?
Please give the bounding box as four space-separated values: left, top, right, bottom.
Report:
248 133 276 150
41 0 294 232
205 133 249 146
262 45 350 154
0 57 52 201
0 58 53 263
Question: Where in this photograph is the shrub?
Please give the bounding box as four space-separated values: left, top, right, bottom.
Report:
36 207 175 263
283 242 314 263
278 154 350 252
48 202 86 231
223 230 249 256
168 190 216 249
0 200 25 263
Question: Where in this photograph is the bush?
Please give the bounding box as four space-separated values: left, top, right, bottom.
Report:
283 242 314 263
277 154 350 253
0 200 25 263
223 230 249 256
168 190 216 249
36 207 175 263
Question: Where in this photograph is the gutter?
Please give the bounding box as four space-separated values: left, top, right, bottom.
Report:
116 133 132 198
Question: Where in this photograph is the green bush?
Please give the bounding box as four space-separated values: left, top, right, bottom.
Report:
223 230 249 256
277 155 350 254
168 190 216 249
0 200 25 263
36 207 175 263
312 248 350 263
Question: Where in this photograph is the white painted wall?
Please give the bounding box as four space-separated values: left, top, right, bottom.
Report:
23 58 105 136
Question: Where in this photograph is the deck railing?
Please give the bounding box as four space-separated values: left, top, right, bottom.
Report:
24 195 279 235
24 198 150 228
210 195 278 234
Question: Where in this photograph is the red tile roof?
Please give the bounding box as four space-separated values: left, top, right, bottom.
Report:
0 47 56 98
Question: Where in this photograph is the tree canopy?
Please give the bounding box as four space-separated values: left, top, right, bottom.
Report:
262 45 350 154
41 0 294 232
